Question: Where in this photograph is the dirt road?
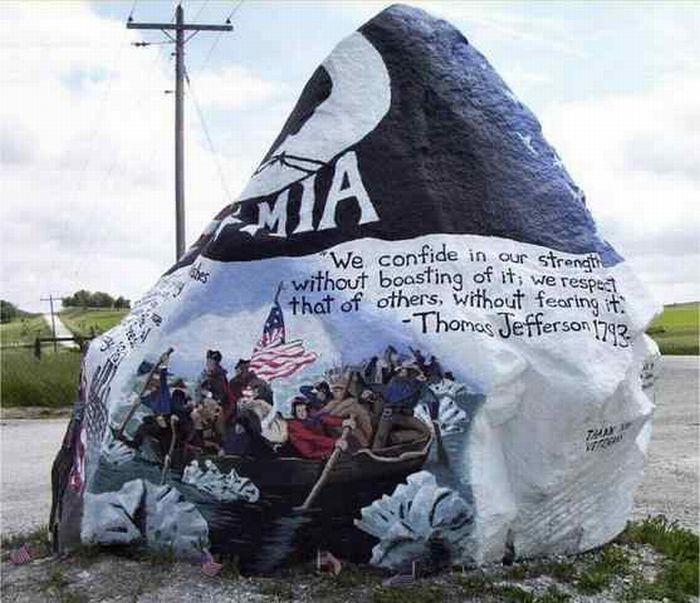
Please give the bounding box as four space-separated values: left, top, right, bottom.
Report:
1 356 697 536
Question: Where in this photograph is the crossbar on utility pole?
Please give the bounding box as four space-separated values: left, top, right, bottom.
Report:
127 5 232 261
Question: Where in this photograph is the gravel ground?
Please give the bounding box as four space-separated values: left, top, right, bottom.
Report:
2 356 696 536
1 541 694 603
1 356 697 601
1 419 68 536
632 355 699 530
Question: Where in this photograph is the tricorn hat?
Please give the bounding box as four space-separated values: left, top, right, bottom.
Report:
207 349 223 363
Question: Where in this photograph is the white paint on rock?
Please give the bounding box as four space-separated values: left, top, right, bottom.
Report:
239 31 392 201
81 232 660 564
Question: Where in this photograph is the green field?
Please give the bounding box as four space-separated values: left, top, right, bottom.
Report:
0 315 51 346
1 348 81 407
0 308 127 407
0 302 694 408
647 302 699 355
60 308 128 337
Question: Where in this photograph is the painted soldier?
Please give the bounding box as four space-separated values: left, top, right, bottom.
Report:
371 359 437 449
287 398 353 460
197 350 230 407
323 375 373 448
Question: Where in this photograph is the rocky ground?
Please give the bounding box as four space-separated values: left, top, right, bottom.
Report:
1 356 697 601
1 525 698 603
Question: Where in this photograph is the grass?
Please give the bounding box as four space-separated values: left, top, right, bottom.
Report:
505 559 576 583
143 546 176 567
324 562 383 588
1 524 51 560
70 543 104 567
453 518 698 602
536 586 571 603
220 556 241 580
576 546 630 594
2 518 696 602
0 308 123 408
373 583 445 603
59 308 128 338
456 572 572 603
1 348 81 407
42 564 70 590
40 565 89 603
258 579 294 600
492 584 535 602
0 314 51 346
618 515 699 602
647 301 698 355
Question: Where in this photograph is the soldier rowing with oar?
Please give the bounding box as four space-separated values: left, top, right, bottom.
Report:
115 347 175 439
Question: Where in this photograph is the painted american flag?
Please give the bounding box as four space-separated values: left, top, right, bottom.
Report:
9 543 33 565
249 299 316 381
68 425 87 492
200 549 223 577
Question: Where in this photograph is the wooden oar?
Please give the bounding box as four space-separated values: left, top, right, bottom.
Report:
160 415 179 485
115 347 174 439
295 425 351 512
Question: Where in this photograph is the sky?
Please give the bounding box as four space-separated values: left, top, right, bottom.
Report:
1 0 698 313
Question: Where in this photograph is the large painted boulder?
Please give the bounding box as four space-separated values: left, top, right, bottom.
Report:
51 4 659 573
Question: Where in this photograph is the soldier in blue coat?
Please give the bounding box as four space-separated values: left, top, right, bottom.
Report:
371 359 437 449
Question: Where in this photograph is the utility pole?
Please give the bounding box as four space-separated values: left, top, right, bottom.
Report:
127 5 232 260
40 294 63 352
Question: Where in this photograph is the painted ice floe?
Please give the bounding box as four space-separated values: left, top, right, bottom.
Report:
414 379 476 434
355 471 474 568
82 479 208 555
182 459 260 503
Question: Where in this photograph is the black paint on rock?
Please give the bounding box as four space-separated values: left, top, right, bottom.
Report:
169 4 619 273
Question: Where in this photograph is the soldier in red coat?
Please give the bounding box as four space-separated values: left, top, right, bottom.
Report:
287 398 354 460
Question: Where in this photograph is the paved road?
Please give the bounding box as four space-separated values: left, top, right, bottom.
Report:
42 313 78 349
1 418 68 535
1 356 697 536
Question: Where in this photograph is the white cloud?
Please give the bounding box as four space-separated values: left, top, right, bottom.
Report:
414 1 586 58
0 2 284 312
541 75 700 303
189 66 286 110
1 0 697 315
328 1 584 57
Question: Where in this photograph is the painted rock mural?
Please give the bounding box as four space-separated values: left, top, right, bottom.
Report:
51 4 660 574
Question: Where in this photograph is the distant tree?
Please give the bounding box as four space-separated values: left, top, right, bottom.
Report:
62 290 125 309
76 290 93 308
0 300 19 323
114 296 131 309
91 291 114 308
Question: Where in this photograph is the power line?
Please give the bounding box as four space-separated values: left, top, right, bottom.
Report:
73 15 173 285
185 68 234 206
127 5 232 260
192 0 210 23
197 0 244 73
225 0 246 23
94 35 171 200
127 0 139 22
65 8 130 212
